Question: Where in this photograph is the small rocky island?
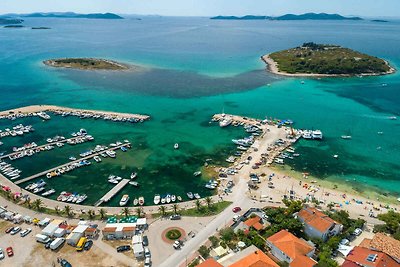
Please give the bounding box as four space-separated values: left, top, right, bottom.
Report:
262 43 395 77
43 58 129 70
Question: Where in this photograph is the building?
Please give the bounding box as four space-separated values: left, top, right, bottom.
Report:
102 223 136 240
266 230 317 267
359 233 400 263
66 224 88 246
198 246 279 267
42 219 63 237
342 246 399 267
297 206 343 241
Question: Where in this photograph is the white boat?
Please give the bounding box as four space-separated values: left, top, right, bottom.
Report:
138 196 144 206
108 179 118 184
341 135 352 140
76 194 87 204
94 156 102 162
33 187 46 194
174 143 179 149
130 172 137 179
333 154 339 159
115 176 122 181
133 198 139 206
187 192 194 199
42 189 55 196
311 130 323 140
219 116 232 127
177 196 182 201
274 158 284 164
193 171 201 177
194 193 200 199
166 194 171 204
161 197 166 204
171 195 176 202
154 194 161 205
129 181 139 187
388 116 397 120
119 194 130 206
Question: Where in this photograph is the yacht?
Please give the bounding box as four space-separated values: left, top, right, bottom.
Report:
154 194 161 205
174 143 179 149
187 192 194 199
389 116 397 120
194 193 200 199
106 150 116 158
302 131 312 139
219 116 233 127
311 130 323 140
76 194 87 204
119 194 130 206
130 172 137 179
193 171 202 177
42 188 55 196
138 196 145 206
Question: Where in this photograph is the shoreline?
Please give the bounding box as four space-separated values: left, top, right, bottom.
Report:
0 104 150 120
43 58 132 71
261 54 396 77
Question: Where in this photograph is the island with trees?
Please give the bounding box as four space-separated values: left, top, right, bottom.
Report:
211 13 362 21
43 58 130 71
262 42 395 77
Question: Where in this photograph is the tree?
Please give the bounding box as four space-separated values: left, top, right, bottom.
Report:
54 206 60 215
99 208 107 220
198 245 210 259
327 202 335 211
32 199 43 211
219 227 235 243
282 199 303 214
64 205 73 218
205 196 213 209
135 207 143 218
172 203 179 215
195 199 202 212
158 205 167 217
376 210 400 240
122 207 131 218
208 236 219 248
88 209 96 220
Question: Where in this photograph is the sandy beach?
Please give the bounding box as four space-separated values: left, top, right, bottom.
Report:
261 54 396 77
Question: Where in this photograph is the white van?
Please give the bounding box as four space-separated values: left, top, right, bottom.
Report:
50 238 65 250
36 234 51 244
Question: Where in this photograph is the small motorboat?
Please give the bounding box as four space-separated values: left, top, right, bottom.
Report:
138 196 144 206
177 196 182 202
341 135 352 140
154 194 161 205
42 188 55 196
194 193 200 199
174 143 179 149
193 171 201 177
171 195 176 202
166 194 171 204
130 172 137 179
119 194 130 206
187 192 194 199
133 198 139 206
129 181 139 187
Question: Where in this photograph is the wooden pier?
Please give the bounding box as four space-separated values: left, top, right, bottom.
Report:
0 136 89 160
94 179 130 207
14 143 130 185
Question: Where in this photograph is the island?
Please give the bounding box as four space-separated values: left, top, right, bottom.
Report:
0 18 24 25
371 19 389 23
43 58 129 70
22 12 123 19
3 25 24 28
31 27 51 30
211 13 362 21
262 42 395 77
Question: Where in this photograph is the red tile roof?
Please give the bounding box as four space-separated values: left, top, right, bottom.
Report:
366 233 400 261
122 227 135 232
196 258 223 267
344 246 398 267
102 227 117 232
290 255 317 267
297 207 337 233
244 216 265 231
228 249 279 267
267 230 314 262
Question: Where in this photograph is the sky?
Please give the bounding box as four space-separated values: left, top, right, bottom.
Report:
0 0 399 17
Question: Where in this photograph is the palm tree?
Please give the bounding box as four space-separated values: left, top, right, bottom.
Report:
195 199 202 212
327 202 335 211
172 203 179 215
33 199 43 211
64 205 73 218
122 207 131 218
99 208 107 220
158 205 167 217
54 206 60 215
88 209 96 220
205 196 213 209
135 207 143 218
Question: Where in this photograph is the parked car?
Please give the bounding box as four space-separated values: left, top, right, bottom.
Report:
5 227 13 234
6 247 13 257
60 259 72 267
173 240 181 250
144 247 151 258
45 239 54 249
84 240 93 251
233 214 240 222
144 257 152 267
353 228 362 236
0 248 4 260
10 227 21 235
170 214 181 220
340 239 350 246
116 245 131 253
142 236 149 247
20 228 32 237
232 207 241 213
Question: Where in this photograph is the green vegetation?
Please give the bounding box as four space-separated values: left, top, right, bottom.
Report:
166 229 182 240
198 245 210 258
43 58 128 70
268 42 392 75
374 210 400 240
180 201 232 217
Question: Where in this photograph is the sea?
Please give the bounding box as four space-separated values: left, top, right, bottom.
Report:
0 16 399 206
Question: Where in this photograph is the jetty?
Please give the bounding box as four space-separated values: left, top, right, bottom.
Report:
0 105 150 121
15 142 130 185
212 113 263 126
94 179 130 206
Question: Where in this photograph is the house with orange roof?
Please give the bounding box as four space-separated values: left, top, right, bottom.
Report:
266 230 317 267
342 246 399 267
297 206 343 241
196 258 223 267
359 233 400 263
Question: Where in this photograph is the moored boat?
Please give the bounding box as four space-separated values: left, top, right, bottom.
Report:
193 171 201 177
133 198 139 206
154 194 160 205
194 193 200 199
174 143 179 149
187 192 194 199
130 172 137 179
138 196 144 206
119 194 130 206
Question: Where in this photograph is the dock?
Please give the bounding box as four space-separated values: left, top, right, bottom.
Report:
212 113 263 126
14 143 130 185
94 179 130 207
0 135 90 160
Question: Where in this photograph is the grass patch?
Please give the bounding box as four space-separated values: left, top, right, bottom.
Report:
181 201 232 217
166 229 182 240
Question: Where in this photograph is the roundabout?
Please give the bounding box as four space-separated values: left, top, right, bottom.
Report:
161 227 186 244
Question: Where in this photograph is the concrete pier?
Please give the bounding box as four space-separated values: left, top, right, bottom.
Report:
94 179 130 207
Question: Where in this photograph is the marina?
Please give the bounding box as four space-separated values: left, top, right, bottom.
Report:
94 178 130 206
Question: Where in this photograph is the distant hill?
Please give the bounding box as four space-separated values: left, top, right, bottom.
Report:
0 18 24 25
210 15 270 20
211 13 362 21
371 19 388 23
21 12 123 19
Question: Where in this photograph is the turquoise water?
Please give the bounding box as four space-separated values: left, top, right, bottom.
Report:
0 17 400 205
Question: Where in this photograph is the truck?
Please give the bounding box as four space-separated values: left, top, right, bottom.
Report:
36 234 51 244
50 238 65 250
